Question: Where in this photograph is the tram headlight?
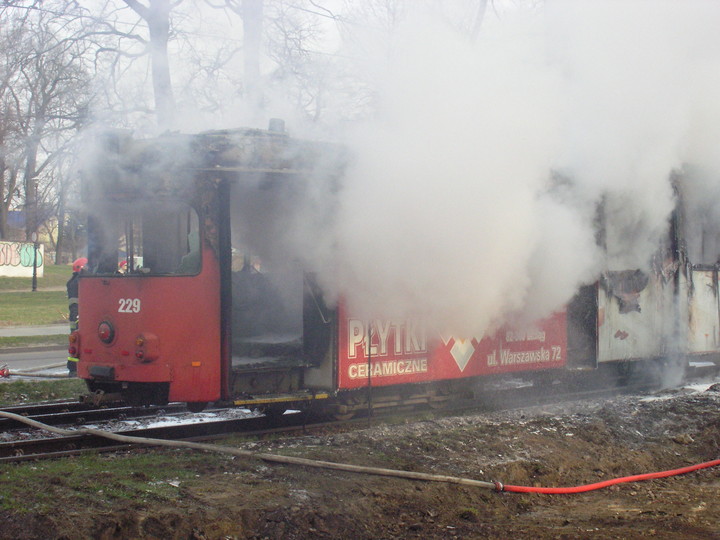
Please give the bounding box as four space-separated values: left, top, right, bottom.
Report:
98 321 115 344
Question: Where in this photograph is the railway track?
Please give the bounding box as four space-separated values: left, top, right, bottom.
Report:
1 362 716 463
0 410 307 462
0 401 188 430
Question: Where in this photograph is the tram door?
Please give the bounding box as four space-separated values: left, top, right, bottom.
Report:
566 284 598 369
228 174 305 362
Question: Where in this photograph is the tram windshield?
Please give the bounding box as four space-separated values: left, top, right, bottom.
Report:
86 200 201 276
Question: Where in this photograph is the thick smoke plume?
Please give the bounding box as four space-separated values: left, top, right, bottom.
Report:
299 1 720 337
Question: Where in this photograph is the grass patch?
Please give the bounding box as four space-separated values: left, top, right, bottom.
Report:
0 263 70 291
0 290 68 326
0 335 68 349
0 378 86 405
0 451 218 513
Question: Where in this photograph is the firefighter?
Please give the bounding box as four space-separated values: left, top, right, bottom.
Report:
67 257 87 376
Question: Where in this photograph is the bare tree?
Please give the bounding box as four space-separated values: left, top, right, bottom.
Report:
0 10 31 239
263 0 338 123
0 2 93 247
0 0 412 262
17 15 92 241
198 0 263 122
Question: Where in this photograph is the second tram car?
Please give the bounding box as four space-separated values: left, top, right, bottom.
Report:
72 126 720 415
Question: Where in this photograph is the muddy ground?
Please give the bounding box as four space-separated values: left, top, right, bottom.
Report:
2 381 720 539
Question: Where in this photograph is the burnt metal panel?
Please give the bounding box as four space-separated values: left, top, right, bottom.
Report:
597 271 675 362
685 268 719 353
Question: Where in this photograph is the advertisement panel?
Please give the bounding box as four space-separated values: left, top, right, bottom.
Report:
337 305 567 390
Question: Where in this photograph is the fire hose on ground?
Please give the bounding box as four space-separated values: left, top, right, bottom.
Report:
0 362 69 379
1 410 718 494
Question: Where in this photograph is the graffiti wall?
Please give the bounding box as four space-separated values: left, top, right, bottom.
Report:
0 241 44 278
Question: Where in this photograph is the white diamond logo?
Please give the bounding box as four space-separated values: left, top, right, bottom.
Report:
450 338 474 372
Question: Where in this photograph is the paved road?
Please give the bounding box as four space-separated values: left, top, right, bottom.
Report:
0 286 66 293
0 349 70 378
0 299 72 377
0 324 68 337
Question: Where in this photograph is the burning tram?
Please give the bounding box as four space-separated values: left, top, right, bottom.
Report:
72 125 720 415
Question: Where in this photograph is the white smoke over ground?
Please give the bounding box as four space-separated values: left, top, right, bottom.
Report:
301 0 720 337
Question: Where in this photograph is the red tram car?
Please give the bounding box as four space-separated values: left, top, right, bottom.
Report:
72 126 720 415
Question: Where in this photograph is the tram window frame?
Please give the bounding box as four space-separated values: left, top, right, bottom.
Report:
86 199 202 277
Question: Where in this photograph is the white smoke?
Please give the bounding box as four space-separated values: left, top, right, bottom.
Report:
547 1 711 270
300 1 720 337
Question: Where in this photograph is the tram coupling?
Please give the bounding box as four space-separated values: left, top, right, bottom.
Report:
79 389 124 407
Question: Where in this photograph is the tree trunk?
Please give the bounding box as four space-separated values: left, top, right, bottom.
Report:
69 217 77 262
147 0 176 130
470 0 488 41
0 157 6 240
124 0 177 130
23 129 41 241
0 167 18 240
55 177 66 264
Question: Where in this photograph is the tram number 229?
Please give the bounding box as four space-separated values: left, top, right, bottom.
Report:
118 298 141 313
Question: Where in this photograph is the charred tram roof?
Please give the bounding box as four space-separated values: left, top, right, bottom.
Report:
81 127 343 203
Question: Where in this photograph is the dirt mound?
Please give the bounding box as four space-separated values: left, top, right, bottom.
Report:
2 383 719 539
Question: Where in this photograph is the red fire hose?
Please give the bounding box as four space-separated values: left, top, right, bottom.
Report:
496 458 720 494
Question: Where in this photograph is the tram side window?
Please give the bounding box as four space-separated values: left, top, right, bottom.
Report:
87 202 201 276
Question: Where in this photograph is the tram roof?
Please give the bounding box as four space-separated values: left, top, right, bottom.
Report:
82 126 343 200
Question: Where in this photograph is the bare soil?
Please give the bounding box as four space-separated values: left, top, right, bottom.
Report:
2 382 720 539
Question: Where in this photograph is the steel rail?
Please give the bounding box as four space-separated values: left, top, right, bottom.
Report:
0 402 188 431
0 412 303 462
